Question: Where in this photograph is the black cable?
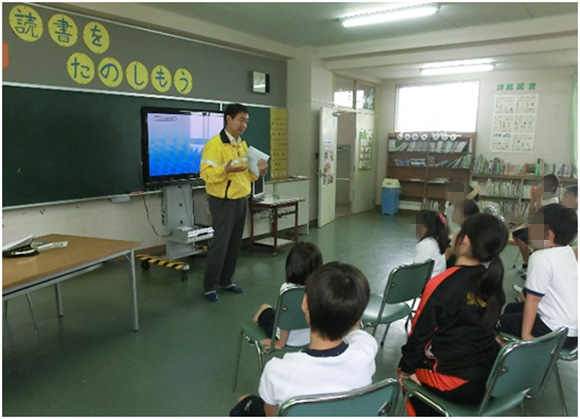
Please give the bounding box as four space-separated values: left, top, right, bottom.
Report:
142 194 172 237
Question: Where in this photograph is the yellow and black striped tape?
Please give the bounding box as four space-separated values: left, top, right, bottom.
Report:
136 254 188 271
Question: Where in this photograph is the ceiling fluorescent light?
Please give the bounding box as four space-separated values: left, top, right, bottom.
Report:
342 5 438 28
420 64 495 76
422 58 495 69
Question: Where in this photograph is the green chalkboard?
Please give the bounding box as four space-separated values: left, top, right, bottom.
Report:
2 86 271 207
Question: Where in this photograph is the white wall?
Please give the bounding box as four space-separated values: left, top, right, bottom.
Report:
376 67 577 203
287 47 334 221
2 195 166 248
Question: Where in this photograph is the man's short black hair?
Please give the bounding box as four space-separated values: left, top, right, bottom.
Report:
531 203 578 246
305 262 370 341
543 174 559 192
223 103 249 126
565 185 578 197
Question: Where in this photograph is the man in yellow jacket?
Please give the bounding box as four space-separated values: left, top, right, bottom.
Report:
200 103 268 302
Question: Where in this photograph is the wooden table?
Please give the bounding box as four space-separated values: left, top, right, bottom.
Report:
249 196 305 255
3 234 140 331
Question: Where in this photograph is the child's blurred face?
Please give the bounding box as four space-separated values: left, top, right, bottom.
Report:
561 192 578 209
416 224 427 239
451 207 464 226
529 222 548 249
446 191 463 204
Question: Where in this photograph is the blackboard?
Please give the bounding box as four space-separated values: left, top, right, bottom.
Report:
3 85 272 207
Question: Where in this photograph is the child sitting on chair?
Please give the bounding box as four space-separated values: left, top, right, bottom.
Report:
414 210 448 278
512 174 560 276
252 242 323 351
496 204 578 350
398 213 508 416
231 262 377 416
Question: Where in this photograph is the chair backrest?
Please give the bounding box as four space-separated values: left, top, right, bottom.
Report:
478 327 568 414
277 378 399 417
383 260 434 305
273 286 309 334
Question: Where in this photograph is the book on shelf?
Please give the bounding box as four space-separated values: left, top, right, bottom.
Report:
433 154 471 169
423 199 440 212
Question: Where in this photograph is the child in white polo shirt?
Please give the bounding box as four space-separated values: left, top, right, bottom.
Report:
230 262 377 416
496 204 578 349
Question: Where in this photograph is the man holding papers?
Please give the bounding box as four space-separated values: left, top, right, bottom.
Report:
200 103 268 302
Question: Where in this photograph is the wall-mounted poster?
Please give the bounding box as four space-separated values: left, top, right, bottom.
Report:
322 139 335 185
358 129 373 170
491 92 539 152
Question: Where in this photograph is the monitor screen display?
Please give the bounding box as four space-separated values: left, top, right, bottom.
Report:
252 176 265 199
141 107 223 186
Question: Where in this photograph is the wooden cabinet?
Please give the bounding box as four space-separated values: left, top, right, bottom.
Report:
386 131 475 212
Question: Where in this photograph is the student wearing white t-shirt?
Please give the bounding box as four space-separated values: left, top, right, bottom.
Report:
413 210 449 277
252 242 323 350
230 262 377 416
512 174 560 276
497 204 578 349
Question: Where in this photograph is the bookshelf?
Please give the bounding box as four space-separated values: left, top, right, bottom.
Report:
387 131 476 212
471 155 577 223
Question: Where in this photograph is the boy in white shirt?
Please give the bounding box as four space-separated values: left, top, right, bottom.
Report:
497 204 578 349
513 174 560 276
230 262 377 416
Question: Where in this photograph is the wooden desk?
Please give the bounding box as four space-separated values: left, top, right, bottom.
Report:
249 196 305 255
3 234 140 331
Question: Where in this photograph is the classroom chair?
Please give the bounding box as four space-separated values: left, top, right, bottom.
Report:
277 378 399 416
362 260 434 346
399 327 568 417
499 330 578 416
232 286 308 391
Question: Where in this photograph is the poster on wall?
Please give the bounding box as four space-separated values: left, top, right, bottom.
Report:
358 129 373 170
490 92 539 152
322 139 335 185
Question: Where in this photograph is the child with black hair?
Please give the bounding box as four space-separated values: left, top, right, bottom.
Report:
445 199 481 268
231 262 376 417
252 242 323 351
496 204 578 350
414 210 448 277
513 174 560 275
398 213 509 417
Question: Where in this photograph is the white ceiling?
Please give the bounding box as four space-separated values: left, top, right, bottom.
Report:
140 2 576 48
60 2 578 81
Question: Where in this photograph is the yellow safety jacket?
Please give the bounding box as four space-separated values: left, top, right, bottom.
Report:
200 130 258 199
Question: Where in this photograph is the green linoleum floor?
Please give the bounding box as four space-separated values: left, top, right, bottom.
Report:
3 210 577 416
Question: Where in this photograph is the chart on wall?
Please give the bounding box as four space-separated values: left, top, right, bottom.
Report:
490 82 539 153
358 129 373 170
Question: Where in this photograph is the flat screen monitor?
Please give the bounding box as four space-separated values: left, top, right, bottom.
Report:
141 107 223 186
252 176 265 199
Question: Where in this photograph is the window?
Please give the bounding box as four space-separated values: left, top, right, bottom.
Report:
396 81 479 132
334 76 355 108
356 81 376 110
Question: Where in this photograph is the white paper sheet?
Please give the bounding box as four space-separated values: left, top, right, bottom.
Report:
246 146 270 176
